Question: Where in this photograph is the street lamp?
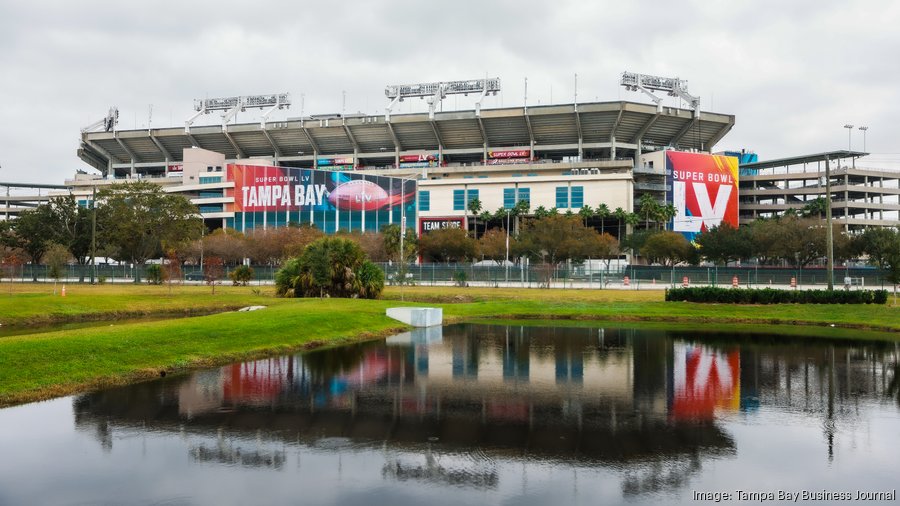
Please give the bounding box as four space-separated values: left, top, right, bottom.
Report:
505 209 510 285
858 126 868 152
843 124 853 151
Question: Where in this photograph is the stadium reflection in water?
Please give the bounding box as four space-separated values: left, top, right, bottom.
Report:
1 323 899 506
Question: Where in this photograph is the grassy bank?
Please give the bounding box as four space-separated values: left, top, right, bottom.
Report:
0 284 288 327
0 283 897 407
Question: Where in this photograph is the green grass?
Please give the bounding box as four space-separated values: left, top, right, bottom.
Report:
0 283 897 407
0 284 289 327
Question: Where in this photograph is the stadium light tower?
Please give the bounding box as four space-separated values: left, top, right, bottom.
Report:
620 72 700 117
384 78 501 120
843 124 853 150
81 107 119 133
185 93 291 132
858 126 868 151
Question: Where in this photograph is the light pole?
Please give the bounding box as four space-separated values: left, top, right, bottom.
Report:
843 124 853 151
825 154 834 291
858 126 868 152
505 209 510 285
398 176 417 300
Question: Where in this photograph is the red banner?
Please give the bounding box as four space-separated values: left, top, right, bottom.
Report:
488 149 530 159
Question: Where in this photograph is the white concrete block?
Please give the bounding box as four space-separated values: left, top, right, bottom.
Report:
386 307 443 327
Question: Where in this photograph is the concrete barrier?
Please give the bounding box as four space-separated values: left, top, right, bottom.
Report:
386 307 443 327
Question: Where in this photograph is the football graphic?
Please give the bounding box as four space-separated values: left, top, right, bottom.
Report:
328 179 392 211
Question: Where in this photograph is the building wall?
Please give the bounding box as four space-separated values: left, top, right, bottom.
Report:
419 175 632 219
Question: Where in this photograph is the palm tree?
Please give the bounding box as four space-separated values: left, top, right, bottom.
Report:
578 204 594 227
595 203 610 235
613 207 627 241
660 204 677 231
467 197 483 239
639 193 660 230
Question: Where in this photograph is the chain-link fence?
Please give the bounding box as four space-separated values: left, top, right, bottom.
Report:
0 262 891 290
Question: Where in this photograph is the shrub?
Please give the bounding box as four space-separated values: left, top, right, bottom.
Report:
665 287 887 304
275 237 385 299
357 261 385 299
229 265 254 286
453 270 468 287
145 264 163 285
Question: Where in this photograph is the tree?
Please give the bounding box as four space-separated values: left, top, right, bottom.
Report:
613 207 627 241
517 215 599 265
418 228 476 263
858 228 900 304
802 197 827 218
640 231 693 266
593 232 620 271
578 204 594 227
8 205 55 281
478 228 515 265
229 265 254 286
203 256 225 294
97 181 202 282
467 197 483 239
163 250 182 295
1 253 24 292
382 224 417 264
763 215 833 269
639 193 661 230
659 204 677 231
695 224 752 265
46 195 94 281
275 237 384 299
595 203 610 235
43 243 71 293
203 228 247 266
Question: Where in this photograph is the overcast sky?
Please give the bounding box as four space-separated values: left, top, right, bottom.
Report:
1 0 898 184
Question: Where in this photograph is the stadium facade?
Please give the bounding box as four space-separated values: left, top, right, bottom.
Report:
2 98 898 239
62 100 738 238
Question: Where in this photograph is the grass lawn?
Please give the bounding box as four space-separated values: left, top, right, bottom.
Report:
0 283 897 407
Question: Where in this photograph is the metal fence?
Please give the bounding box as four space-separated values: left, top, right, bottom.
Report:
0 262 892 290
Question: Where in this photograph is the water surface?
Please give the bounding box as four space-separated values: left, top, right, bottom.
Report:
0 323 897 505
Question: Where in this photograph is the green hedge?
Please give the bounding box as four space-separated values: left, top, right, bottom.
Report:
665 286 888 304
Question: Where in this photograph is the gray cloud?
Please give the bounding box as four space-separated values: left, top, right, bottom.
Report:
1 0 898 183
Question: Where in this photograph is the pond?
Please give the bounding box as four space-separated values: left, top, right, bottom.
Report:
0 323 898 505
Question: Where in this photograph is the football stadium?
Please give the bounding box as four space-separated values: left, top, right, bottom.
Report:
2 75 898 240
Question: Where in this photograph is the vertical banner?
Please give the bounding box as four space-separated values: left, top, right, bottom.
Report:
225 164 416 233
666 152 739 242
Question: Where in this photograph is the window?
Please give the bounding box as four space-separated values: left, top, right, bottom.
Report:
556 186 569 208
419 190 430 212
466 189 479 206
503 188 516 209
505 187 529 209
517 188 530 207
199 176 221 184
199 190 223 198
571 186 584 208
453 189 466 211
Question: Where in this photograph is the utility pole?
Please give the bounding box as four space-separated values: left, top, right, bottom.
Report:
825 155 834 290
90 185 97 284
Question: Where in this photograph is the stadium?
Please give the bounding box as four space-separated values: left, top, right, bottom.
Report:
2 75 899 242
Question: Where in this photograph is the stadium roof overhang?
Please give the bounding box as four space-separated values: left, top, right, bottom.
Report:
79 101 735 172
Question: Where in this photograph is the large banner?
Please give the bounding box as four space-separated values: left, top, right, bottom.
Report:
225 164 416 233
666 152 739 241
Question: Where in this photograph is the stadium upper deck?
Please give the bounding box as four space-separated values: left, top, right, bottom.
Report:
78 100 735 176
